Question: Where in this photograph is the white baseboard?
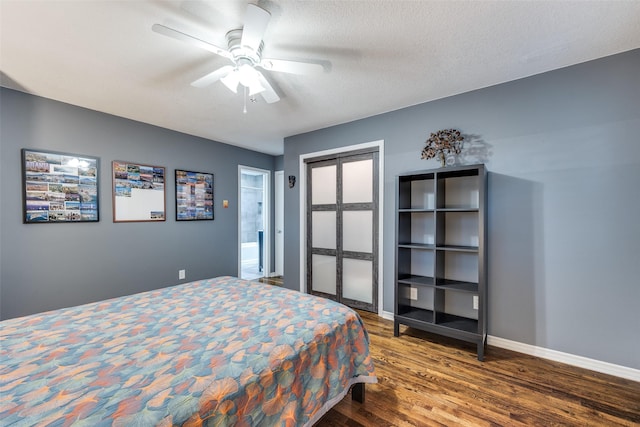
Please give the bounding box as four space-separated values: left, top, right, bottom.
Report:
380 311 639 382
381 310 394 320
487 335 640 382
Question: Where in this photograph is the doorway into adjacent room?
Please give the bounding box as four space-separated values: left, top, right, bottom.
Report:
238 166 270 280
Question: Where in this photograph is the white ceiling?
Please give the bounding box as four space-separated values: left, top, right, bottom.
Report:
2 1 639 155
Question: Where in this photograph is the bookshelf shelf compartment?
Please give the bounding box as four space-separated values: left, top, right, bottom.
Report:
436 313 479 334
398 243 436 249
436 245 478 252
397 274 435 287
436 279 478 293
394 164 487 360
397 307 434 324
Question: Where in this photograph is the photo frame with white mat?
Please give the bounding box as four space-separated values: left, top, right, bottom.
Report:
112 160 165 222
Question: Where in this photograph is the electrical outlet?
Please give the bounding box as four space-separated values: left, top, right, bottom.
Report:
179 269 186 280
410 287 418 300
473 295 479 310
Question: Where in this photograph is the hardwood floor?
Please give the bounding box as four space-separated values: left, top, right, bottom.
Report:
318 310 640 426
257 276 284 286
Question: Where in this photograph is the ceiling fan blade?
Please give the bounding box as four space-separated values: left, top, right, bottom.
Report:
241 4 271 51
256 72 280 104
152 23 233 60
259 58 325 75
191 65 235 88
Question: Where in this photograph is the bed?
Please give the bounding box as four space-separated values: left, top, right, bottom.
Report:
0 276 376 426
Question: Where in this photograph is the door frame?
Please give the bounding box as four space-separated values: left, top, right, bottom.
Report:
298 140 384 316
238 165 271 279
275 170 284 277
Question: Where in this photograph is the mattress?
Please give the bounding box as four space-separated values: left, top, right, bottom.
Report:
0 276 376 426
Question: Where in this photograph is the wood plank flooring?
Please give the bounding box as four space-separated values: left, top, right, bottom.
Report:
317 310 640 426
257 276 284 286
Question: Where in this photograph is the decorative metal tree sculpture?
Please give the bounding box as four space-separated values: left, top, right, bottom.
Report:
421 129 464 166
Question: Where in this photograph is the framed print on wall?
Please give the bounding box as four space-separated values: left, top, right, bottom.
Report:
22 148 99 223
175 169 214 221
112 161 165 222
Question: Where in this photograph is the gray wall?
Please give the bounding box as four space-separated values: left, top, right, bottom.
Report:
0 88 276 319
283 49 640 369
274 155 284 171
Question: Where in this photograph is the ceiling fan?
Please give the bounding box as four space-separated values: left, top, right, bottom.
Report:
153 3 325 105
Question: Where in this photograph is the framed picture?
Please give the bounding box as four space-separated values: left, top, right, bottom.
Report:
112 161 165 222
175 169 214 221
21 148 99 223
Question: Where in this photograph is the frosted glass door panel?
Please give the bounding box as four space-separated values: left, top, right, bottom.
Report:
311 166 336 205
343 211 372 253
312 255 337 295
312 211 336 249
343 159 373 203
343 258 373 304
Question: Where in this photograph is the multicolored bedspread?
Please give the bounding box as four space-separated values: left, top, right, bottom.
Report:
0 276 376 426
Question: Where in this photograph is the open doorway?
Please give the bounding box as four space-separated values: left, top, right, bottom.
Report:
239 166 270 280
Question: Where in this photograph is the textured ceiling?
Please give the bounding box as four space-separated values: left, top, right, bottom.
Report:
1 1 639 155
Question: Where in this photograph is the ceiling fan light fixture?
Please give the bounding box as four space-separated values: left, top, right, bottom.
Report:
237 64 258 86
248 80 265 96
221 71 240 93
233 63 263 95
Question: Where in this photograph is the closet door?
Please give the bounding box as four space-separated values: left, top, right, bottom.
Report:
307 150 378 312
307 159 339 299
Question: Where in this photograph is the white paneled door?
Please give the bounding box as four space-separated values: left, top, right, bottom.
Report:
275 171 284 277
306 150 378 312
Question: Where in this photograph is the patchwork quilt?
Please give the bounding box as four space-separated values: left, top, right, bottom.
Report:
0 276 376 426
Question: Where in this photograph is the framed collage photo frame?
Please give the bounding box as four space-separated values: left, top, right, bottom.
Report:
175 169 214 221
22 149 99 223
112 161 166 222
